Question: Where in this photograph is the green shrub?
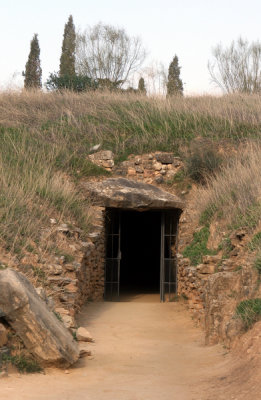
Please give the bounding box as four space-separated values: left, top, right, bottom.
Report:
235 298 261 329
2 354 42 373
46 73 98 92
182 225 216 265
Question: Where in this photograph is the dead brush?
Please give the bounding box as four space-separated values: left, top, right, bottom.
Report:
196 141 261 230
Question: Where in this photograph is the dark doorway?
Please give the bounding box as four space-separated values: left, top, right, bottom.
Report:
120 210 161 295
105 208 180 302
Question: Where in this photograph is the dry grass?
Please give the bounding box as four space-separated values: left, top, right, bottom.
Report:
1 89 261 256
197 142 261 230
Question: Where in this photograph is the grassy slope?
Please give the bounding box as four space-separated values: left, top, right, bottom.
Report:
1 89 261 257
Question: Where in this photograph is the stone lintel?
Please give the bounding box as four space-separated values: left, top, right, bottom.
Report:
83 178 184 210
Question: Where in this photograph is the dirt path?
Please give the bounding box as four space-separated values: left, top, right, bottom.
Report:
1 296 234 400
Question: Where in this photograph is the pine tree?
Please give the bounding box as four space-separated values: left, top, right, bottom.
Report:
167 55 183 96
59 15 76 76
23 34 42 89
138 77 146 94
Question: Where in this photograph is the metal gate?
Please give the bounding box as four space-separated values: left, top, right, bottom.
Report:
104 209 121 301
105 209 178 301
160 211 179 302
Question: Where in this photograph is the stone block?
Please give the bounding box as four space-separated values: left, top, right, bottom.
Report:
127 167 136 176
76 327 94 342
202 255 221 264
102 160 114 168
90 150 113 161
197 264 216 274
153 162 162 171
155 152 174 164
0 269 79 367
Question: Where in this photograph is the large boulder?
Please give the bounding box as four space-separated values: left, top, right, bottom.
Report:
83 178 184 210
0 269 79 367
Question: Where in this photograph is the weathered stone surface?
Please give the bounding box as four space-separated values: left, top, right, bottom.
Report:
83 178 184 210
197 264 215 274
76 327 94 342
153 162 162 171
155 152 174 164
155 175 164 184
0 323 8 347
0 269 79 367
89 150 113 161
79 343 92 358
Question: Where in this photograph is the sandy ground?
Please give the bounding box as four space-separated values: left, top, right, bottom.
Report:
0 294 241 400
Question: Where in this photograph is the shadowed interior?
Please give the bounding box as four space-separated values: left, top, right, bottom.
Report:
120 210 161 294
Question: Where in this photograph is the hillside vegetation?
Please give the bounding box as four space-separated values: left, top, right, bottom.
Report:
1 90 261 257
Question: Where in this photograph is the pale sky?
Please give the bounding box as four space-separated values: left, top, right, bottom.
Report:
1 0 261 94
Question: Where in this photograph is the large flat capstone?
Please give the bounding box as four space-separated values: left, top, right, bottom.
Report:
0 269 79 367
83 178 184 210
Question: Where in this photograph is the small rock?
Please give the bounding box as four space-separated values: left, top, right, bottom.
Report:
102 160 114 168
135 166 144 173
65 283 78 294
155 152 174 164
48 264 63 275
55 307 69 315
57 224 69 232
65 370 69 374
153 162 162 171
127 167 136 176
62 315 76 329
90 144 101 152
197 264 215 274
76 327 95 342
99 150 113 160
143 170 153 178
173 158 181 167
50 218 57 224
65 264 75 272
155 175 164 184
134 157 142 165
48 276 72 285
202 255 221 264
79 344 92 358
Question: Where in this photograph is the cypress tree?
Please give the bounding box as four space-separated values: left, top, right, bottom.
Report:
167 55 183 96
23 34 42 89
59 15 76 76
138 77 146 94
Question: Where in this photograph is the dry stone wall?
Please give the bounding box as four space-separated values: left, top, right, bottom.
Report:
177 222 261 346
76 215 105 308
88 150 183 185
